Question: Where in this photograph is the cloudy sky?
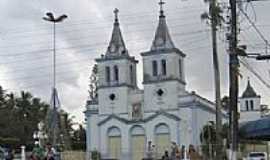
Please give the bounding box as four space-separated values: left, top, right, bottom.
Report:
0 0 270 123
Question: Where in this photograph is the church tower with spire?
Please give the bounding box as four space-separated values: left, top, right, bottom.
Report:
85 3 220 160
95 8 138 115
141 0 186 111
239 79 262 122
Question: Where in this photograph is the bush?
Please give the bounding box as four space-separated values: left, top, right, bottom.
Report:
91 150 101 160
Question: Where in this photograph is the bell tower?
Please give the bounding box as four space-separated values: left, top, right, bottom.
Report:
239 79 262 122
96 9 138 115
141 0 186 111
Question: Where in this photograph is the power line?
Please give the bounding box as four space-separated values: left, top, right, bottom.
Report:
0 35 211 77
239 58 270 89
3 5 204 34
0 28 209 58
238 6 270 53
0 21 202 50
0 43 215 87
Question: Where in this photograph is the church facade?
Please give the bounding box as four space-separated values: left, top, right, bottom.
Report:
85 3 217 160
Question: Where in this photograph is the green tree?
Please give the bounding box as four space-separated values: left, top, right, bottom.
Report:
0 85 76 150
71 125 86 150
200 122 229 159
89 64 98 101
0 86 50 147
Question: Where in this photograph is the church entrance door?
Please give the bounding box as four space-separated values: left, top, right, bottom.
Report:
155 124 170 158
131 135 145 160
108 136 121 159
108 127 121 159
130 125 145 160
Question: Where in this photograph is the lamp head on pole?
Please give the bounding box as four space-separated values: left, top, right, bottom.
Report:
55 14 68 22
43 12 68 23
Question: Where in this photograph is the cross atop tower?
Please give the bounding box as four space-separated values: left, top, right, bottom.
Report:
159 0 165 17
114 8 119 23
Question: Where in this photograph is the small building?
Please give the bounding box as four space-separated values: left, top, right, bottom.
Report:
85 2 219 160
239 79 269 123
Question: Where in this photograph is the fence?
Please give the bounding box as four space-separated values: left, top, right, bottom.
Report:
60 151 86 160
85 143 270 160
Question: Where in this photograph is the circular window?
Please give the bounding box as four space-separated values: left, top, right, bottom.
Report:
156 89 164 97
109 93 116 101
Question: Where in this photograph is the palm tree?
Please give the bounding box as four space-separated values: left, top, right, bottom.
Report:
15 91 33 144
0 86 6 108
201 0 224 159
200 122 216 160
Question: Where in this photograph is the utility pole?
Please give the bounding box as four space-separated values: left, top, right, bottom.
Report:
209 0 223 158
228 0 239 157
201 0 223 158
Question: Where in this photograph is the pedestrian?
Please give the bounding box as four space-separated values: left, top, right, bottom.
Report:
31 142 45 160
163 150 170 160
44 143 56 160
175 146 180 160
188 145 202 160
146 141 154 159
5 148 14 160
170 142 177 160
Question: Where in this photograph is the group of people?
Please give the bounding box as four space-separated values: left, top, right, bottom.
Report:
30 143 56 160
146 141 202 160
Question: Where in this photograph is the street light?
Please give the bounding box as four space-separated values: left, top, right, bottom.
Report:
43 12 68 147
236 45 270 60
43 12 68 90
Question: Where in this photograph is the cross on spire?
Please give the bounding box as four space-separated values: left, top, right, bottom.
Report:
159 0 165 16
114 8 119 23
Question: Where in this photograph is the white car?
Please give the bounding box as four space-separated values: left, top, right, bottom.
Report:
247 152 267 160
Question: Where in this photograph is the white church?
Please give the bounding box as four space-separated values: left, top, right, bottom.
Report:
85 2 218 160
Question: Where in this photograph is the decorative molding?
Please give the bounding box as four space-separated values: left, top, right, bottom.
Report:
97 110 181 126
96 55 138 63
97 83 136 89
84 109 98 116
141 48 186 57
143 77 186 85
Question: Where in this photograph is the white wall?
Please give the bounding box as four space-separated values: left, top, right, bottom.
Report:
98 87 130 115
90 112 180 160
191 107 215 146
142 52 185 84
97 58 137 87
143 81 181 111
239 97 261 111
239 111 261 123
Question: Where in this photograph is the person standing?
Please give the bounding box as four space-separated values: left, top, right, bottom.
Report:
45 143 56 160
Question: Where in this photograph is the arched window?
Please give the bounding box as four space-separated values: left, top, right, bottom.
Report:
250 100 254 111
130 65 134 84
155 123 170 158
245 100 249 111
161 59 167 76
152 60 158 76
107 126 121 159
114 65 119 82
179 59 183 79
130 126 145 160
105 66 111 83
